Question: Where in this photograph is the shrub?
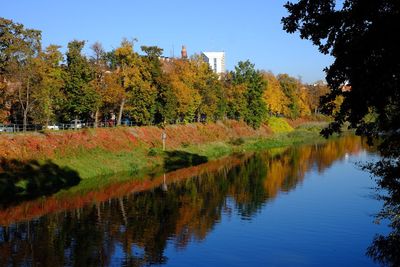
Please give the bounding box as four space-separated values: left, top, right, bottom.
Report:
148 148 157 156
267 117 294 133
229 137 245 146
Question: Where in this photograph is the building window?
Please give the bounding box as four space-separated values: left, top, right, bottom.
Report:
213 58 217 72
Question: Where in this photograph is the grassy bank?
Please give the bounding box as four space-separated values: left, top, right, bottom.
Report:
0 119 329 202
52 121 327 179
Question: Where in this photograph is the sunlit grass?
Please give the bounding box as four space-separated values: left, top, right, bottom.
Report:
44 123 327 182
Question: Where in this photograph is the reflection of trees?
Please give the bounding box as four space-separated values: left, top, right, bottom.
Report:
0 136 364 266
366 158 400 266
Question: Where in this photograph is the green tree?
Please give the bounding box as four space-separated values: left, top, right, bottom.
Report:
63 40 98 124
231 60 267 128
141 45 167 124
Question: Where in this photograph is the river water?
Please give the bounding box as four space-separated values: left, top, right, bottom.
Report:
0 136 388 266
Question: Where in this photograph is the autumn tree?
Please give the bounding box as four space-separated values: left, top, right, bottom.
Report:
114 39 136 125
32 45 64 126
163 59 201 122
304 81 330 114
191 54 225 122
262 71 290 116
222 73 247 120
89 42 107 127
276 74 301 118
115 40 157 125
0 17 42 130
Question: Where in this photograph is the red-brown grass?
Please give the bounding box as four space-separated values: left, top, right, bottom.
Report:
0 120 272 160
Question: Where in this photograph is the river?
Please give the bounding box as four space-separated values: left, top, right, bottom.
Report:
0 135 389 266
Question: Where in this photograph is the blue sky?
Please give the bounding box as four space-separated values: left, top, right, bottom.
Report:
2 0 332 83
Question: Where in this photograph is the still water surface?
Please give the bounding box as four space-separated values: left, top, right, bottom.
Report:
0 136 387 266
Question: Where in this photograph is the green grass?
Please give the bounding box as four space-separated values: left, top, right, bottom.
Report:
52 146 163 180
0 123 332 203
41 123 328 182
177 126 327 161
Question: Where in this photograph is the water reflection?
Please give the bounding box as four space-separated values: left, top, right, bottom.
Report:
0 136 368 266
366 158 400 266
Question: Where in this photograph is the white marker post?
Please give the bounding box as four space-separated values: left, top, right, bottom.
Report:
162 130 167 151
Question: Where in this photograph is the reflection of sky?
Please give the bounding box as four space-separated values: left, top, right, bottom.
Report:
161 151 388 267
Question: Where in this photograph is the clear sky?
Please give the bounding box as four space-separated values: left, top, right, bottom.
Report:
2 0 332 83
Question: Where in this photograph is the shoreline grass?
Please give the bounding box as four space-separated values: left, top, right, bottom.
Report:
51 123 329 180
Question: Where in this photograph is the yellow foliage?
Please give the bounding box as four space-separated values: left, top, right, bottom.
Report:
262 72 290 116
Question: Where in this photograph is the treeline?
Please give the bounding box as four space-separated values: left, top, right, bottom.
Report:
0 17 329 130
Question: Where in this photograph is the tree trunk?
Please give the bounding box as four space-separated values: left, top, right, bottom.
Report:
23 110 28 132
94 108 99 128
117 98 125 126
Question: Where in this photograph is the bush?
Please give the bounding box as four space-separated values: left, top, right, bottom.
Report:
267 117 294 133
148 148 157 156
229 137 245 146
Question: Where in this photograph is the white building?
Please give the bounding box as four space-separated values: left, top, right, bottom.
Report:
202 52 226 75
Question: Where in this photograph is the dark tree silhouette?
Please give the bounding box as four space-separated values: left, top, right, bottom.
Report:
282 0 400 138
282 1 400 265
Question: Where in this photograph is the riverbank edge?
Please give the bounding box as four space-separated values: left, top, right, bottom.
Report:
0 119 333 206
52 122 328 180
0 120 331 190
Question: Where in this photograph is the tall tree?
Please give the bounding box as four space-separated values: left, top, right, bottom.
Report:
222 73 247 120
305 81 330 115
115 40 157 125
114 39 136 125
164 59 201 122
0 17 42 130
63 40 98 124
231 60 267 128
277 74 301 118
90 42 107 127
32 45 64 126
262 71 290 116
141 45 166 124
191 54 224 122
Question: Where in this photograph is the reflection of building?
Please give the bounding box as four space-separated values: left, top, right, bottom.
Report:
201 51 225 75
